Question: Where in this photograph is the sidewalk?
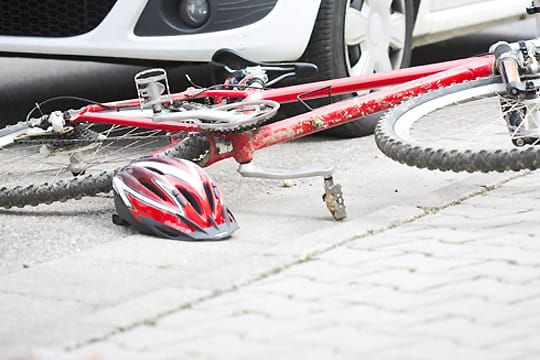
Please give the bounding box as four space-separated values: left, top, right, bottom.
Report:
1 136 540 359
67 171 540 359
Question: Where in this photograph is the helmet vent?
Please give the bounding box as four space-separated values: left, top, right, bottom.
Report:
141 180 167 201
146 166 165 175
179 188 203 215
204 183 215 212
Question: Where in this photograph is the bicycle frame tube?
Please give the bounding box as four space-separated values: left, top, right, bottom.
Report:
244 56 493 104
74 56 492 133
71 55 495 165
220 55 495 164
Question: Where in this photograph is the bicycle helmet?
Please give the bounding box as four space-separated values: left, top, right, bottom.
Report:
112 156 239 241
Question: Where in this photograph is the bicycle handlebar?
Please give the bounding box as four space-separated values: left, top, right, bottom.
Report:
493 41 526 97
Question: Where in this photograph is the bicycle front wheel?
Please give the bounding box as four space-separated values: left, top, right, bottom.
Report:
375 76 540 172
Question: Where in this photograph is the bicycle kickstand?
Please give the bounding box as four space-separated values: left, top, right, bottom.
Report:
237 162 347 221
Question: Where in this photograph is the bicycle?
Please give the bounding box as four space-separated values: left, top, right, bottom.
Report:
1 1 540 221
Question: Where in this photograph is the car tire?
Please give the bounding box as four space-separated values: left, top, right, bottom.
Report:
300 0 415 138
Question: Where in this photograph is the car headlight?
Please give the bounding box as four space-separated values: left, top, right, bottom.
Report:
179 0 210 28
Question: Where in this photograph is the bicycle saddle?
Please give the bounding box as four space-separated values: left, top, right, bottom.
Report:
210 48 318 84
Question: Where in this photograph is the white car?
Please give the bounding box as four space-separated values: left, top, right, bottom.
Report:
0 0 530 135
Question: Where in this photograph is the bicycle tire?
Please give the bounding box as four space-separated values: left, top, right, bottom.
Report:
375 76 540 172
299 0 414 138
0 123 209 208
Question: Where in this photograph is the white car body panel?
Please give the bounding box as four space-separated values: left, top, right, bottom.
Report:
0 0 532 62
0 0 321 62
413 0 530 46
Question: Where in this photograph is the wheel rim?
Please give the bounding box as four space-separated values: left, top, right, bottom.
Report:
393 82 537 150
345 0 407 76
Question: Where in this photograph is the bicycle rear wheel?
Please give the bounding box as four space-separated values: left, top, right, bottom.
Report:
375 76 540 172
0 122 205 208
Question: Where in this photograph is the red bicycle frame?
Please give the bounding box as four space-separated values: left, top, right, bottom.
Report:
70 54 495 166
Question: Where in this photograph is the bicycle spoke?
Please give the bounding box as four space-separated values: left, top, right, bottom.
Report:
376 76 540 172
0 123 172 201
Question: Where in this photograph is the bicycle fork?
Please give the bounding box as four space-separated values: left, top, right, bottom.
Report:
492 1 540 145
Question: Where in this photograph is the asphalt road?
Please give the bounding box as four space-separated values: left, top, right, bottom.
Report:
0 19 536 274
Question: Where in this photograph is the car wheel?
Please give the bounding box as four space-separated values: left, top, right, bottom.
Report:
301 0 415 138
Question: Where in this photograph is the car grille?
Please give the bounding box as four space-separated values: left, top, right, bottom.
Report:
0 0 117 37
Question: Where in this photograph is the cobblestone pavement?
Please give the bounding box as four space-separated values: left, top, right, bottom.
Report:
22 170 538 360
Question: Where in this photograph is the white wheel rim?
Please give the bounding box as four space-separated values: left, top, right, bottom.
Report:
345 0 407 76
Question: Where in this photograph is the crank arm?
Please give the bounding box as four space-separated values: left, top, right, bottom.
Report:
238 162 334 179
238 162 346 221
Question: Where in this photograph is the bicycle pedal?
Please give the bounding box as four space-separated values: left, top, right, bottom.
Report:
323 176 346 221
238 162 345 220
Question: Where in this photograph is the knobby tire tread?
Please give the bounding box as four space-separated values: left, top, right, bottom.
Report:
375 76 540 172
0 131 208 208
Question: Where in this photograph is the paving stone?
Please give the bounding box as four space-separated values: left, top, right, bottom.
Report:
426 277 540 304
326 284 461 312
245 275 352 302
369 338 525 360
374 238 479 257
354 252 480 274
319 246 405 267
216 312 327 342
405 317 526 347
109 325 197 352
384 226 490 244
490 334 540 355
474 235 540 252
196 290 330 321
443 261 540 284
276 258 381 283
458 246 540 266
352 268 472 292
445 202 516 215
156 308 232 335
410 297 540 326
283 324 415 355
493 296 540 327
66 341 162 360
145 332 278 360
307 303 435 332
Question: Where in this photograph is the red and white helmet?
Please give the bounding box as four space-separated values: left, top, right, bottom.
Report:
112 156 238 241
